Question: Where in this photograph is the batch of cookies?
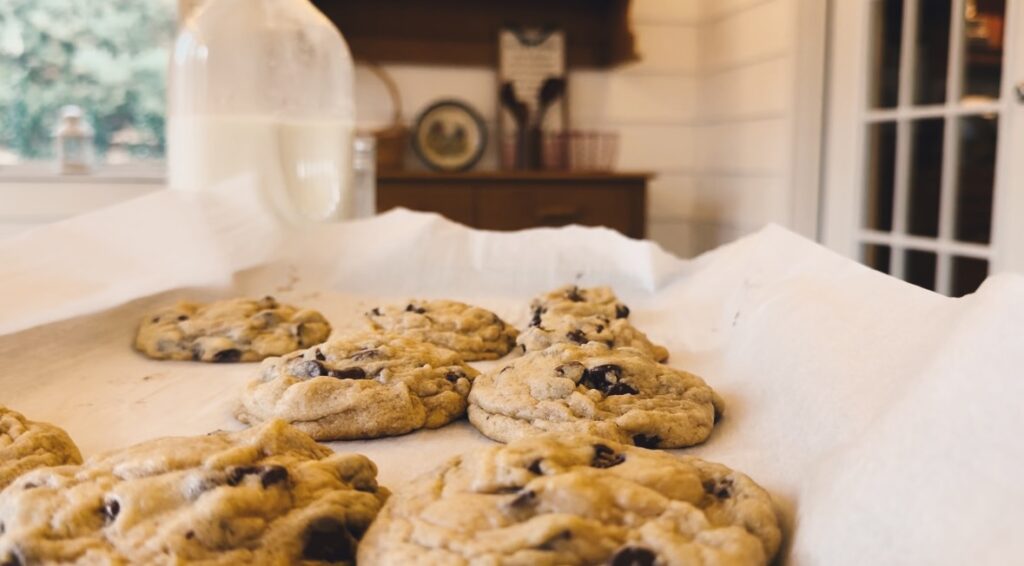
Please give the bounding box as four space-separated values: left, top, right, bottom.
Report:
0 285 781 565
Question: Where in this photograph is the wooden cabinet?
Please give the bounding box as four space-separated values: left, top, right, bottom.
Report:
377 171 648 238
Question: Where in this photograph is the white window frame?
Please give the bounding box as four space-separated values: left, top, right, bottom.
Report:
0 162 166 185
823 0 1023 292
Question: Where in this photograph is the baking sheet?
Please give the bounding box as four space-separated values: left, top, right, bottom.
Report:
2 179 1023 565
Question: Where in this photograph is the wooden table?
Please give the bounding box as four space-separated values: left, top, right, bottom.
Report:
377 171 649 239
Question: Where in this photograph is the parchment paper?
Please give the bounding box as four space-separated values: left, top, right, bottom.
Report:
1 178 1022 565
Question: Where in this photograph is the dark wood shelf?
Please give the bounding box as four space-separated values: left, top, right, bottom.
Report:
314 0 637 68
377 170 650 237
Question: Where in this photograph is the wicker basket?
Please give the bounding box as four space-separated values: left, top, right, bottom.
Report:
358 62 407 171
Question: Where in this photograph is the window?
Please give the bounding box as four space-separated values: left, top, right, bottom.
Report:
0 0 177 169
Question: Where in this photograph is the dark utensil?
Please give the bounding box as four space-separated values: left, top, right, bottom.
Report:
500 82 530 129
534 77 566 127
500 82 531 168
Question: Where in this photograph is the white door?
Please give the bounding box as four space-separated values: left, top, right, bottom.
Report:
823 0 1023 295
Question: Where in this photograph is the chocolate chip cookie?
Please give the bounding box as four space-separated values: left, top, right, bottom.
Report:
134 296 331 363
529 285 632 326
0 407 82 491
358 434 781 565
468 342 723 449
518 314 669 362
365 299 518 361
236 332 480 440
0 420 387 565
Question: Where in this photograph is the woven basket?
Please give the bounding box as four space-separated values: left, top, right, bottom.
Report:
359 62 407 171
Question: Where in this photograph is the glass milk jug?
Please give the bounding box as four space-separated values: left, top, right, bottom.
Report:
168 0 355 222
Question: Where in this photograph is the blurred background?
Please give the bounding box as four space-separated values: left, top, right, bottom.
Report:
0 0 1019 298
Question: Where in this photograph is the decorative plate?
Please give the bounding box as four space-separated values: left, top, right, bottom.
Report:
411 99 488 171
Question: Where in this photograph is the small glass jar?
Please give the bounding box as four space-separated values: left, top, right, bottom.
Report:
53 105 94 175
352 135 377 218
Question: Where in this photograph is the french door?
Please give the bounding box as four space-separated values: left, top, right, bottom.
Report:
823 0 1023 295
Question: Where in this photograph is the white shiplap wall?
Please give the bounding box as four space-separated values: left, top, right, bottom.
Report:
652 0 803 257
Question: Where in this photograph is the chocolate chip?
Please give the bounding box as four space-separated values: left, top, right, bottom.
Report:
302 518 355 562
582 364 622 382
445 370 465 383
405 304 427 314
606 382 638 395
703 477 733 499
177 314 189 321
328 367 367 379
566 286 584 302
632 434 660 449
22 482 36 490
349 348 380 361
566 329 588 344
369 307 381 316
260 465 289 487
292 360 326 378
609 546 657 566
225 464 288 489
529 306 545 328
185 530 195 540
103 499 120 523
591 444 625 468
347 521 368 540
595 324 604 333
527 459 543 475
227 466 263 486
314 349 326 361
151 316 160 323
615 304 630 319
508 489 537 508
580 364 634 395
212 349 242 363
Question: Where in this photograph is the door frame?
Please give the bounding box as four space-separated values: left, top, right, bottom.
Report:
992 0 1024 273
821 0 1023 279
791 0 830 239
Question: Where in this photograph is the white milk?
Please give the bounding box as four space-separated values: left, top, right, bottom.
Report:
168 116 354 221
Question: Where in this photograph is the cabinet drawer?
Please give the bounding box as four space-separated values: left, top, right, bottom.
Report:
377 183 475 226
477 185 641 237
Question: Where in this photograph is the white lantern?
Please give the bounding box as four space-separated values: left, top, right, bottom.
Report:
53 105 94 174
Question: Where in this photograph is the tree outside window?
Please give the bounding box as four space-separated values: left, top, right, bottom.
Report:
0 0 176 166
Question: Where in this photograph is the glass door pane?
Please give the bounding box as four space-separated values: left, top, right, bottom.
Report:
954 115 998 244
961 0 1006 101
907 119 944 237
869 0 905 108
915 0 952 104
854 0 1007 296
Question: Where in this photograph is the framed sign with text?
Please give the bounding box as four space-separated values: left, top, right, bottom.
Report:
498 27 567 168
